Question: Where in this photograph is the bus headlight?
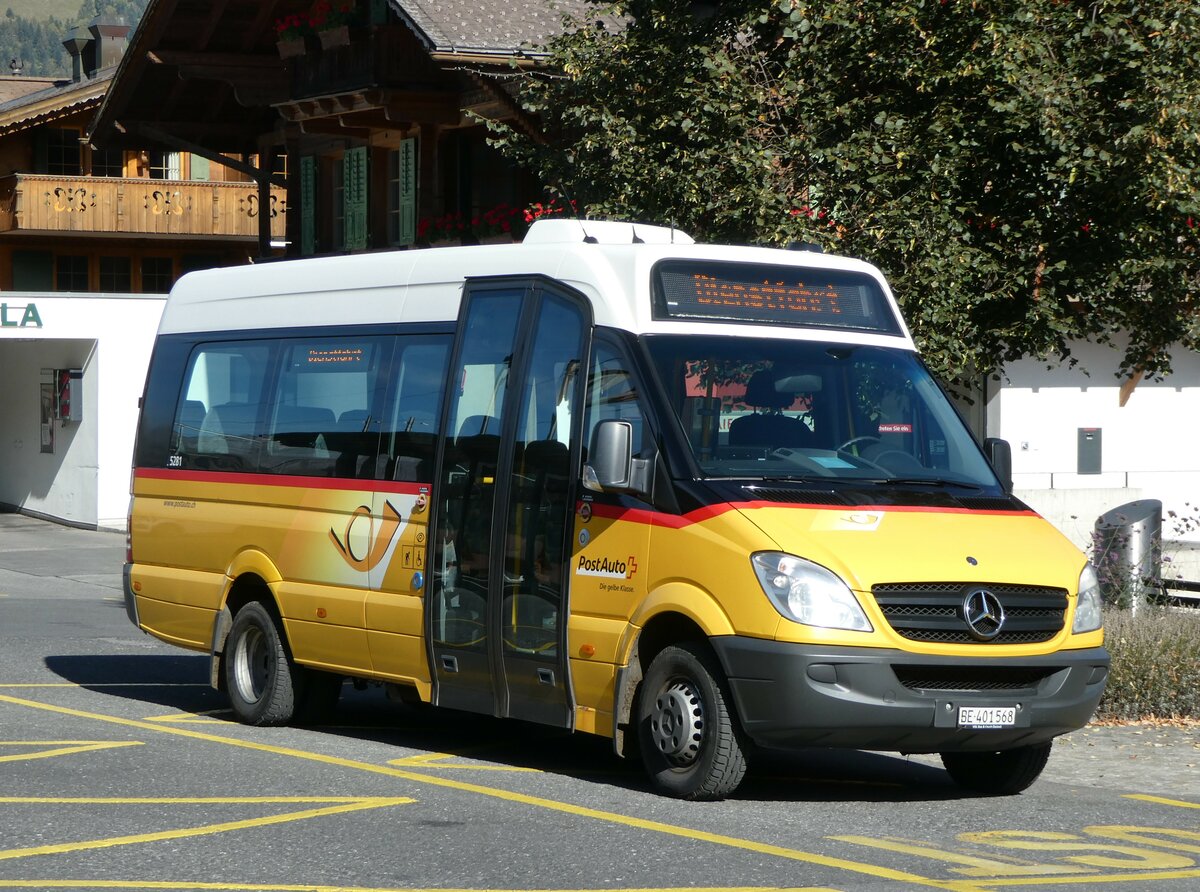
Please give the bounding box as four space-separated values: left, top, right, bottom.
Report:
1072 564 1103 634
751 552 872 632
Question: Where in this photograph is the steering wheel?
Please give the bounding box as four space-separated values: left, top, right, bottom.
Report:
837 436 881 455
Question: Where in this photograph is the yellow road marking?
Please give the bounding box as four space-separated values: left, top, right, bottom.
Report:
0 797 390 805
0 798 413 863
388 751 538 772
144 709 232 723
969 869 1200 886
0 884 842 891
1124 794 1200 810
0 692 972 891
0 741 142 763
831 836 1087 877
0 683 206 689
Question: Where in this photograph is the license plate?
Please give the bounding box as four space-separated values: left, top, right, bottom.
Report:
958 706 1016 728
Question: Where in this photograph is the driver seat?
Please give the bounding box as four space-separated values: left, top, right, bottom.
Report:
728 370 811 449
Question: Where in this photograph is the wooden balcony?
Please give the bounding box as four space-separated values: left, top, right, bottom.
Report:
0 174 286 239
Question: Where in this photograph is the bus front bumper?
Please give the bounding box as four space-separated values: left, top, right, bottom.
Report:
710 637 1110 754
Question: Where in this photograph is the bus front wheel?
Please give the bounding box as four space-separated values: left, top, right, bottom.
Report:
225 600 300 726
940 742 1052 795
636 643 748 800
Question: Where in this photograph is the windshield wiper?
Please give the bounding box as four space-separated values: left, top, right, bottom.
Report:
869 477 984 490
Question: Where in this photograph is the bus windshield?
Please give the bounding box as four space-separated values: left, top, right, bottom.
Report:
644 334 1000 491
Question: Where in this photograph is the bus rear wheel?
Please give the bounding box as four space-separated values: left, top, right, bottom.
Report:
225 600 301 726
940 742 1052 795
636 643 748 800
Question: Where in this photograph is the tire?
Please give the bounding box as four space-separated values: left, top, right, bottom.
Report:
224 600 301 726
636 642 748 800
941 742 1052 795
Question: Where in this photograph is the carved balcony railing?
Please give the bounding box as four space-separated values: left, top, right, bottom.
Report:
0 174 287 239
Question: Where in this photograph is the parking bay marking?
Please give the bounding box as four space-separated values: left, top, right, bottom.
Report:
0 692 982 891
0 797 414 863
7 691 1200 891
0 741 142 763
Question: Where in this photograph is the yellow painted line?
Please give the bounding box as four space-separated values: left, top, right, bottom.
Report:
970 869 1200 886
0 683 207 689
0 884 844 891
0 741 142 763
144 709 232 723
0 692 973 891
832 836 1087 877
1124 794 1200 810
0 797 387 805
388 751 538 772
0 797 413 863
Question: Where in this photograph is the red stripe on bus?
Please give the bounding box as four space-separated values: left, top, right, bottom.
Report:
134 467 429 495
581 499 1036 528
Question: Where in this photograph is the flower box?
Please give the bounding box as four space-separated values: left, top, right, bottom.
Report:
277 37 306 58
318 24 350 49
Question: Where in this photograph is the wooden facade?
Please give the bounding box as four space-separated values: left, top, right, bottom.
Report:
0 17 288 294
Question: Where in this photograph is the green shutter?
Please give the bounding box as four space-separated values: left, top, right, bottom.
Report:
398 138 417 246
369 0 389 25
300 156 316 256
190 155 210 181
343 146 368 251
13 251 53 290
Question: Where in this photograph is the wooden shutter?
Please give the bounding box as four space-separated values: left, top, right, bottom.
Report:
343 146 368 251
300 156 316 256
395 138 416 247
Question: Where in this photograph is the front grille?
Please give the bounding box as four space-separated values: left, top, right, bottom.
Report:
872 582 1067 644
892 665 1056 692
742 486 847 506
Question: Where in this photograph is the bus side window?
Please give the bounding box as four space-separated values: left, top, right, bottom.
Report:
174 342 271 472
583 339 645 460
262 336 390 479
382 336 450 483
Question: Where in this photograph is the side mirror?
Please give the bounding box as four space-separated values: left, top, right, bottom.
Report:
983 437 1013 493
584 419 651 497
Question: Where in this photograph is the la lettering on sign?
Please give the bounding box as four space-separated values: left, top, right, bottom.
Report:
0 303 42 328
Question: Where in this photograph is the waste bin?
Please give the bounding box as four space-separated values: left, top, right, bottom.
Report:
1092 499 1162 609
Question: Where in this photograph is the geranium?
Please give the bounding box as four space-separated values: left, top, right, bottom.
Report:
524 197 577 223
274 14 310 40
308 0 359 30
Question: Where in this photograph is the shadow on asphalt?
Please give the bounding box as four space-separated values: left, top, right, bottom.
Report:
45 653 958 803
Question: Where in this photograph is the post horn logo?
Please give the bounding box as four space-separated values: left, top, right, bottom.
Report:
961 588 1006 641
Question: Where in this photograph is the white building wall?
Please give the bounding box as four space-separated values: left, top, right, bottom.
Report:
992 336 1200 579
0 293 164 528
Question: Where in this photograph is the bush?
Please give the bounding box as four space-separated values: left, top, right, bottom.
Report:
1096 606 1200 722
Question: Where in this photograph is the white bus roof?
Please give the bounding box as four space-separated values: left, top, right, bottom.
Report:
159 219 915 349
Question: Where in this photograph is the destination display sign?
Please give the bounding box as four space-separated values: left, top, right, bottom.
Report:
652 260 902 334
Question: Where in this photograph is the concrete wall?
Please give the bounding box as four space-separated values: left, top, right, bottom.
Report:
0 292 164 527
993 337 1200 579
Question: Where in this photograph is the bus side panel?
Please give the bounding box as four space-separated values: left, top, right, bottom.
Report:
132 472 378 675
132 565 227 651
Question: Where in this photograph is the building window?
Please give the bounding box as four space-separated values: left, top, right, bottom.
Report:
148 151 182 179
46 129 82 175
55 255 89 291
141 257 174 292
91 147 124 177
99 256 132 292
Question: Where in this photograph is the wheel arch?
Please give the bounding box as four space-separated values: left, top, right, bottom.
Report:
209 554 284 691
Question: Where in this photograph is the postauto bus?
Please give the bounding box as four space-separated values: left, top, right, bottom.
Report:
124 219 1109 799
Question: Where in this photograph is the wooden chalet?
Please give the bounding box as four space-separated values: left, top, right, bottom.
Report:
86 0 590 260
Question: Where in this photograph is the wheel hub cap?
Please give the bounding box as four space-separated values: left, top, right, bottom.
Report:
650 680 704 765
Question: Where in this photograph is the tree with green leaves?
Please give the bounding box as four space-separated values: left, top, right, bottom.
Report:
487 0 1200 388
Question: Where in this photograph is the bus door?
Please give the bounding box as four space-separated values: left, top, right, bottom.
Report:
430 279 590 727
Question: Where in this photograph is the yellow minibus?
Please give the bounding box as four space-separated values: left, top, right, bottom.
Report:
124 219 1109 799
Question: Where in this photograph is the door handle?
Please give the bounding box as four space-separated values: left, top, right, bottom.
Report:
537 667 555 686
441 655 459 673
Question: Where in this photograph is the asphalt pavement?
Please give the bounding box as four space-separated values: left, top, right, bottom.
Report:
1 509 1196 798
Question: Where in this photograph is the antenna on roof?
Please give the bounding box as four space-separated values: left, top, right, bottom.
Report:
554 182 596 242
632 225 644 244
